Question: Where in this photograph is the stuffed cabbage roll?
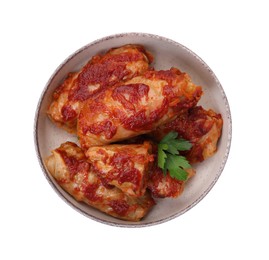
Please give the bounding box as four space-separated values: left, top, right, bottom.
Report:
85 141 153 197
152 106 223 163
78 68 203 149
47 44 153 133
45 142 155 221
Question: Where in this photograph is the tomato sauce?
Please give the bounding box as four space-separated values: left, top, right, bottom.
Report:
108 152 141 187
70 52 143 102
84 120 117 139
84 183 101 202
112 84 149 111
57 149 89 180
163 106 215 141
144 68 183 85
61 105 77 121
121 98 169 131
109 200 130 216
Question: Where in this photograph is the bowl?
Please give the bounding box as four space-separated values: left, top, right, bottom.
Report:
34 32 232 227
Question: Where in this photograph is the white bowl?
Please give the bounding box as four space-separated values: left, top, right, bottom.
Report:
34 32 232 227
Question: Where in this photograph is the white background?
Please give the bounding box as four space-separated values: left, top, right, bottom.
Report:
1 0 268 259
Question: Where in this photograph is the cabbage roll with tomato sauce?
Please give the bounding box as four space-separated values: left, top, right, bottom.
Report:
45 142 155 221
47 44 153 133
78 68 203 149
152 106 223 163
85 141 153 198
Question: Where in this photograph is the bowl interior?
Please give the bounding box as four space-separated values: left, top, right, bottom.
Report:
35 33 232 227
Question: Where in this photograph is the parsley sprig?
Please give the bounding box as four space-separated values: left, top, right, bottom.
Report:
158 131 192 181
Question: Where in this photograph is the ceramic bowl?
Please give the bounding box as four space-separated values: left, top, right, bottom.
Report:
34 32 232 227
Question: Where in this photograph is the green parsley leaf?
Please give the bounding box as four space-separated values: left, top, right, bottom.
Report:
157 131 192 181
165 154 189 180
166 140 180 155
174 138 193 151
159 131 178 144
158 145 167 170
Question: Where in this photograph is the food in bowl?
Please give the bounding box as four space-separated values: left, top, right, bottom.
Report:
46 141 155 221
45 43 223 222
47 44 153 133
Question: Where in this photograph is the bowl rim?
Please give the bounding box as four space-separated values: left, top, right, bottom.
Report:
34 32 232 228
